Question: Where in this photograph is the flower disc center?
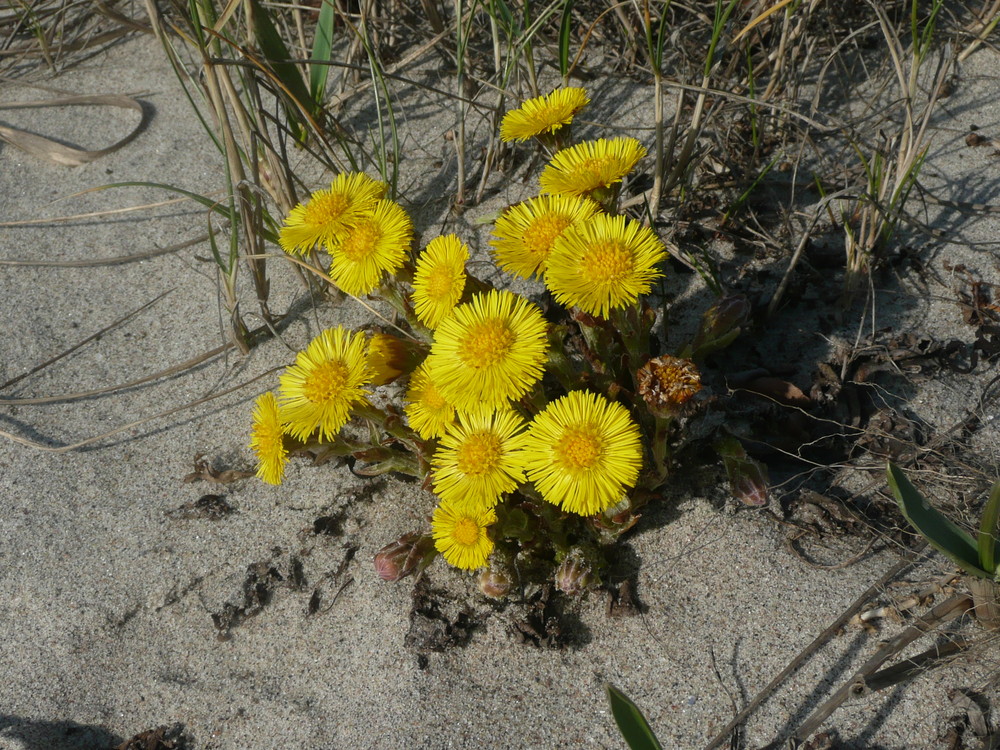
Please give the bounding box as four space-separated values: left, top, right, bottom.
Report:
557 427 603 469
426 266 456 299
456 432 503 475
303 360 350 403
305 192 350 226
582 240 631 283
341 220 380 260
422 384 448 410
459 320 514 368
523 214 571 257
452 517 481 546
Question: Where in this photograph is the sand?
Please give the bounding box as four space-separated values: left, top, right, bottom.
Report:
2 26 1000 750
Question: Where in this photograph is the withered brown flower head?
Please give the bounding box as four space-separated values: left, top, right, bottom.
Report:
637 355 702 417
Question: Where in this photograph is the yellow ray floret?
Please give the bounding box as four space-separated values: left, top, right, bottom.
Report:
278 172 387 255
404 362 456 440
517 390 642 516
539 137 646 197
278 327 372 442
544 213 666 318
432 409 528 509
425 289 548 415
500 87 589 143
329 199 413 296
411 234 469 329
432 498 497 570
490 194 600 280
250 391 288 485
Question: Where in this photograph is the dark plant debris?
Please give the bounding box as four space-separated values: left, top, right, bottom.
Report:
113 724 187 750
509 585 589 649
405 577 480 657
183 453 254 484
166 494 235 520
211 561 284 640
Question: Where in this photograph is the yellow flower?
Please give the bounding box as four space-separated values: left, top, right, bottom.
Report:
329 199 413 296
539 137 646 197
278 172 386 255
432 499 497 570
490 194 600 280
404 362 456 440
279 327 371 441
500 87 589 143
250 392 288 485
432 409 527 509
517 390 642 516
426 290 548 415
411 234 469 329
544 213 666 318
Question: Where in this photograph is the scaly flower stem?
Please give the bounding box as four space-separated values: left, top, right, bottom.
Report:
651 415 672 483
611 303 651 392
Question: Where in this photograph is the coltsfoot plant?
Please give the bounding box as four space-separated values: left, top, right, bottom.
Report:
248 88 761 598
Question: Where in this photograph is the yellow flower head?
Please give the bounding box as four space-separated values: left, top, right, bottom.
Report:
432 409 527 509
411 234 469 329
539 137 646 197
518 390 642 516
544 213 666 318
279 327 372 442
329 199 413 296
426 289 549 415
500 87 590 143
250 391 288 485
404 362 456 440
278 172 387 255
432 499 497 570
490 194 600 280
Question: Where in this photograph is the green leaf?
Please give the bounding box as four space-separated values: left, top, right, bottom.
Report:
887 462 987 578
309 0 337 104
606 684 662 750
978 481 1000 574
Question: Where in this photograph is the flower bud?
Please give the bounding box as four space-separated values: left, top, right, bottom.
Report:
716 436 769 506
690 294 751 359
366 332 427 386
374 532 434 582
554 551 596 596
478 567 512 599
637 355 702 418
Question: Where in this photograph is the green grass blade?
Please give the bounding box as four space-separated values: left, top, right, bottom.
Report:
246 0 313 128
606 684 662 750
558 0 574 80
653 1 670 73
309 0 337 104
90 182 230 215
978 481 1000 574
887 462 986 578
492 0 516 32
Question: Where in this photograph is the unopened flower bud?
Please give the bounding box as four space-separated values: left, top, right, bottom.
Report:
374 532 434 582
555 552 596 596
637 355 702 418
690 294 751 359
478 567 512 599
716 436 769 506
366 332 427 386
